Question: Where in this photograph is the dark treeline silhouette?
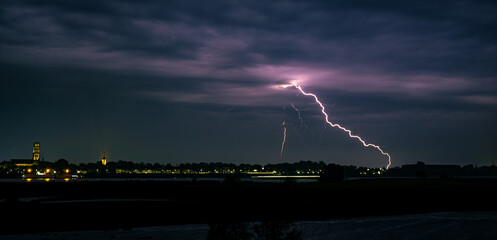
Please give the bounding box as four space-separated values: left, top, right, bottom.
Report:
319 164 345 182
0 158 78 177
78 160 331 178
2 158 497 179
0 160 328 178
387 161 497 178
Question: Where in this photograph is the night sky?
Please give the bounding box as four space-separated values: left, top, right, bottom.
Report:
1 0 496 168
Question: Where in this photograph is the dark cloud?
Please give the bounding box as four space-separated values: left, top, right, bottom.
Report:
2 0 496 78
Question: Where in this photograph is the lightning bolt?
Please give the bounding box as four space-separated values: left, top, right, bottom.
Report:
290 103 318 144
280 121 287 160
282 81 392 169
291 103 304 126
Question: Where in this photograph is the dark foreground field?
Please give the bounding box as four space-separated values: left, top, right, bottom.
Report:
1 178 497 234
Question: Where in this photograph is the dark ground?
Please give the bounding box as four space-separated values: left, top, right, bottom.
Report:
1 178 497 234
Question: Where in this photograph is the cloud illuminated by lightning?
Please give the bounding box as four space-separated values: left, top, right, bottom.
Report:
281 81 392 169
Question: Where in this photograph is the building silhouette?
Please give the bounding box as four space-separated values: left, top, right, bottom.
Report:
10 142 40 167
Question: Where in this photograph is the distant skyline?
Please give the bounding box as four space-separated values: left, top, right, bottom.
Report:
1 1 497 167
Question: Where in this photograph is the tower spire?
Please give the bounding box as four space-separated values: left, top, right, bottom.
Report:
102 152 107 166
32 142 40 161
